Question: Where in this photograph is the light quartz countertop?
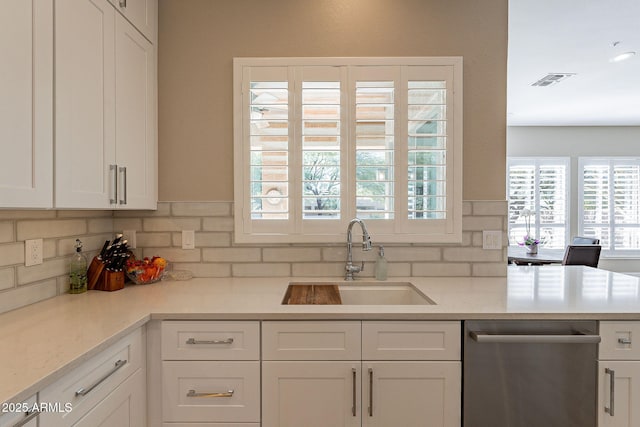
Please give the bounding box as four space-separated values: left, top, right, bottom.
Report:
1 265 640 405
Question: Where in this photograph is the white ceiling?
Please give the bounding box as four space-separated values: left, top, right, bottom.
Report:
507 0 640 126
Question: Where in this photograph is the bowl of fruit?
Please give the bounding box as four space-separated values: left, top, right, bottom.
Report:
125 255 168 284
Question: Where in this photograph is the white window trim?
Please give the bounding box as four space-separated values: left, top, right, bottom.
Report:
507 157 570 249
233 57 463 244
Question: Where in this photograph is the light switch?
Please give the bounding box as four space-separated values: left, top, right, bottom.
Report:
182 230 195 250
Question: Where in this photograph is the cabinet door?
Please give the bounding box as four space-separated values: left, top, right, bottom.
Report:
262 361 361 427
114 13 156 209
598 361 640 427
55 0 116 208
73 368 145 427
363 361 461 427
109 0 156 42
0 394 38 427
0 0 52 208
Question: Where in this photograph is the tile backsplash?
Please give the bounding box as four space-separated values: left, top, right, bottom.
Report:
0 200 507 314
0 210 113 314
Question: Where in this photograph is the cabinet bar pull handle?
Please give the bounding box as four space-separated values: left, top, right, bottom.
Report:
618 337 632 345
368 367 373 417
119 0 126 7
12 410 40 427
187 389 234 398
469 331 601 344
352 368 357 417
109 164 117 204
75 359 127 396
119 167 127 205
186 337 234 345
605 368 615 416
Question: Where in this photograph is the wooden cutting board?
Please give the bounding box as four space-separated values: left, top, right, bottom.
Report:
282 284 342 305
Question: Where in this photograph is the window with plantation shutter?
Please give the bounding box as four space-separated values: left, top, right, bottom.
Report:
579 157 640 255
507 158 569 249
234 57 463 244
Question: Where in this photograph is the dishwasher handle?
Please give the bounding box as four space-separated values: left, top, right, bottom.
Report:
469 331 601 344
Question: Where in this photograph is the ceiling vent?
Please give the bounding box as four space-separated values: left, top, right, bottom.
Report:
531 73 576 87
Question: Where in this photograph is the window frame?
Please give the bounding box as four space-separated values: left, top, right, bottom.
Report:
233 57 463 244
578 157 640 257
507 157 570 249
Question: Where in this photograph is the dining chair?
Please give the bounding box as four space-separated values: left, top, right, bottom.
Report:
572 236 600 245
562 245 601 268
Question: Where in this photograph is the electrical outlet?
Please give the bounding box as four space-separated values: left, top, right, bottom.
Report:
483 230 503 250
25 239 43 266
123 230 137 249
182 230 195 250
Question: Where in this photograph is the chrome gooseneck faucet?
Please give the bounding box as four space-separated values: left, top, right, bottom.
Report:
345 218 373 280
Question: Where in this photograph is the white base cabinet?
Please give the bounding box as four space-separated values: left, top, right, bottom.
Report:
160 321 261 425
598 322 640 427
262 361 361 427
0 394 39 427
262 321 461 427
598 361 640 427
39 328 145 427
363 361 460 427
72 368 145 427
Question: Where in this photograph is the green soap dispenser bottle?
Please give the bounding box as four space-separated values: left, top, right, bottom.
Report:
69 239 88 294
375 245 388 281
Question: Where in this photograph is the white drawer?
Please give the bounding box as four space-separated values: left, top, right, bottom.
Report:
262 321 361 360
162 321 259 360
362 321 461 360
39 327 144 426
599 321 640 360
0 394 38 427
162 361 260 423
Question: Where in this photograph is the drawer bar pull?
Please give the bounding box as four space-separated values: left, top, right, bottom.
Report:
75 359 127 397
368 367 374 417
12 410 40 427
186 337 234 345
187 389 234 398
352 368 357 417
618 337 632 345
605 368 615 416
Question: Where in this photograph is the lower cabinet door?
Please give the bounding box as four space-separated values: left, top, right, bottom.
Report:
162 361 260 423
262 361 361 427
598 361 640 427
73 368 145 427
362 361 461 427
0 394 39 427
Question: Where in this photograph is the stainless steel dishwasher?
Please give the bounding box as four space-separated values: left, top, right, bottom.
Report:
463 320 600 427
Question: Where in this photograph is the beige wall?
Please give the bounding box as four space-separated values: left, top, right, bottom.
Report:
158 0 508 202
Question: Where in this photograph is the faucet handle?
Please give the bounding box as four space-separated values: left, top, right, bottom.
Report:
346 261 364 274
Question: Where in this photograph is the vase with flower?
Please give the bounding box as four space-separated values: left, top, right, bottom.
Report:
517 208 540 254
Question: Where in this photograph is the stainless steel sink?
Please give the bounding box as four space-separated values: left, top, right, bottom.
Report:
285 281 435 305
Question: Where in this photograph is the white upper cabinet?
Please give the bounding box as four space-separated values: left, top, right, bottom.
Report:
55 0 157 209
109 0 156 43
0 0 53 208
114 12 156 209
54 0 116 209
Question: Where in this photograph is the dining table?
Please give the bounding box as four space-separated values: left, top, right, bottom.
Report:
507 246 566 265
